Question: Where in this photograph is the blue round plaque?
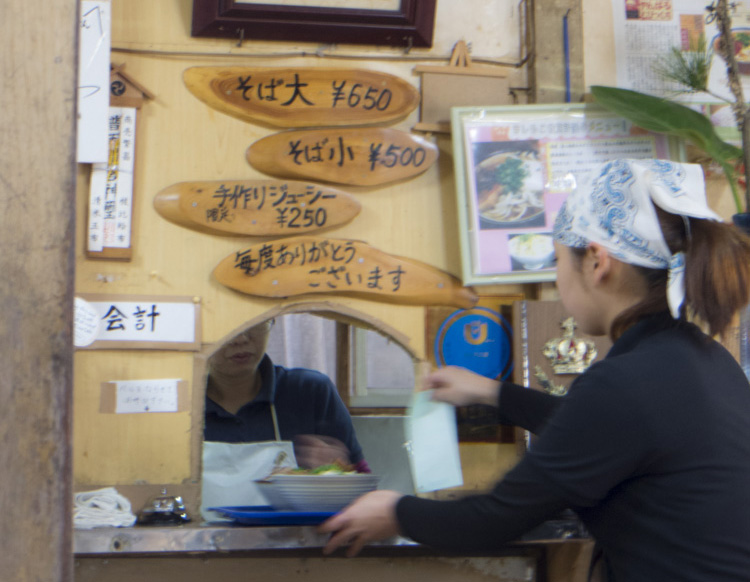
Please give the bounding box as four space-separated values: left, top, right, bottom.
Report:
434 307 513 380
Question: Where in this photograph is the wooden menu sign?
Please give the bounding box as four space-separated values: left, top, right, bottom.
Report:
247 127 438 187
213 236 478 308
153 179 361 236
183 67 420 128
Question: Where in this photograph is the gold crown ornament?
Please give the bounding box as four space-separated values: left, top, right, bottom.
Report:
542 317 597 375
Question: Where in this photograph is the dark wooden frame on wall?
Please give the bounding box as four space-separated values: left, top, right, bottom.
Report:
191 0 436 47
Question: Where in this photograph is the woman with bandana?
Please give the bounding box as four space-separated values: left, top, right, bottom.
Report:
319 159 750 582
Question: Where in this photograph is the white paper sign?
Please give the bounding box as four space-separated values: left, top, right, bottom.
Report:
76 297 198 346
114 379 180 413
77 1 111 163
88 107 136 252
74 297 102 347
405 390 463 493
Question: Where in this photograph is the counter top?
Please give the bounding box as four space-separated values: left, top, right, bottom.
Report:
74 521 594 582
73 517 587 556
74 522 413 555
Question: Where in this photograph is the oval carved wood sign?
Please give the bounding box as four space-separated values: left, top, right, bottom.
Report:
153 180 361 236
246 127 439 187
213 236 478 309
183 66 420 128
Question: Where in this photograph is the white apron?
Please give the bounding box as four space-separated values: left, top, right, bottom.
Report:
200 403 297 522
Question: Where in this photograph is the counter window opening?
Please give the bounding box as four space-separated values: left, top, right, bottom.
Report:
266 313 416 409
198 311 417 418
194 307 420 503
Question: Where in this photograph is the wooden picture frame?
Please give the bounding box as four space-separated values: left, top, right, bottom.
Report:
450 103 685 286
191 0 436 47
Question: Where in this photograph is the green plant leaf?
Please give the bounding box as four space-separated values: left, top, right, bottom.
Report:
590 85 743 163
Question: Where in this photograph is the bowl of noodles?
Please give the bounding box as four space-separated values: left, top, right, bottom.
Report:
258 463 379 512
475 151 545 227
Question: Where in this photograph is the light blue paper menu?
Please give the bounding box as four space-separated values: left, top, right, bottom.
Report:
405 390 463 493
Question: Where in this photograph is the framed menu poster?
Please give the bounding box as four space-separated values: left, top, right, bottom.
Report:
450 103 685 286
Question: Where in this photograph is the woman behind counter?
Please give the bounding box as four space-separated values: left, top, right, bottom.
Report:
204 319 366 469
201 319 367 518
320 159 750 582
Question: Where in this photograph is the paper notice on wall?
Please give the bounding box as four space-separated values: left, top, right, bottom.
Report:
78 0 111 163
88 107 136 252
611 0 750 140
100 379 188 414
612 0 750 101
74 297 102 347
405 390 463 493
74 295 201 350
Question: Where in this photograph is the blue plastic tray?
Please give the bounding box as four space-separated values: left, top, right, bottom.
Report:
207 505 335 526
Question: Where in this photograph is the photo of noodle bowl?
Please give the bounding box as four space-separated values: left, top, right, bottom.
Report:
474 151 545 227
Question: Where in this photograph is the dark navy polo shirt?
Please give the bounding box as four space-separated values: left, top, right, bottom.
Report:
204 354 364 463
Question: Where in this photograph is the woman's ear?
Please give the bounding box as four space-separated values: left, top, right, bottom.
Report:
585 243 612 284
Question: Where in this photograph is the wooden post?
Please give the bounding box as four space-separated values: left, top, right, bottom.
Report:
530 0 585 104
335 322 352 407
0 2 78 582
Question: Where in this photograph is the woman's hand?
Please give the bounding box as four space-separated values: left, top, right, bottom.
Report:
293 435 351 470
318 490 404 557
423 366 501 407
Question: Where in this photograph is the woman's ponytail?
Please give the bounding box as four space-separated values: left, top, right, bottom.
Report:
681 217 750 337
610 210 750 340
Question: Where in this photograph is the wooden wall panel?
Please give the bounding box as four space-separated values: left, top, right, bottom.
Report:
75 554 541 582
73 351 193 484
73 0 530 492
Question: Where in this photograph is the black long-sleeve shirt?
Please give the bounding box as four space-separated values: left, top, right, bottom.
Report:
397 313 750 581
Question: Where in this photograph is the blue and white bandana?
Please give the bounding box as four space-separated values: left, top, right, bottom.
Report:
553 159 721 318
